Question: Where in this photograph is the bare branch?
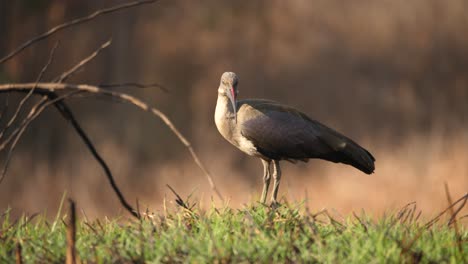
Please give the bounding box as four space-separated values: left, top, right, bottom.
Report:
55 40 111 83
51 95 140 218
0 92 140 219
0 92 80 184
0 42 59 141
50 39 140 218
0 96 48 152
0 0 160 64
0 96 47 182
99 82 169 93
0 82 224 202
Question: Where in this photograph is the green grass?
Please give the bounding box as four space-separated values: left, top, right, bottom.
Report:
0 199 466 263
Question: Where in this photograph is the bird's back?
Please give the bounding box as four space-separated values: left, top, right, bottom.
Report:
237 99 375 174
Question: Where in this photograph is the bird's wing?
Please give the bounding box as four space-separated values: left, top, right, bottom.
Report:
238 100 339 161
238 99 375 173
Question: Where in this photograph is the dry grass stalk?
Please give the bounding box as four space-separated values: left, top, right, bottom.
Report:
352 211 368 233
443 183 466 262
66 199 77 264
425 193 468 229
15 242 22 264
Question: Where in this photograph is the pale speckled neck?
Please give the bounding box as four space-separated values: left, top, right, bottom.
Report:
215 94 236 120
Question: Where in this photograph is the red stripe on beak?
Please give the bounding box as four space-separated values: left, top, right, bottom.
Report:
230 87 236 101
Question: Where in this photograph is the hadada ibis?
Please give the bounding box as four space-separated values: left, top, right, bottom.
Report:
214 72 375 205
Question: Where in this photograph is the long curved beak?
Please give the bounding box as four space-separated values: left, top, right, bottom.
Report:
227 87 237 123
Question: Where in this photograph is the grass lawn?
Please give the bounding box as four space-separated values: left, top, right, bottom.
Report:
0 195 466 263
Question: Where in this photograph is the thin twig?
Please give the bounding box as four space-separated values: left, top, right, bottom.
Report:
0 42 59 141
54 40 140 218
0 45 59 183
99 82 169 93
0 92 80 184
425 193 468 229
1 39 146 217
352 211 368 233
0 82 224 202
448 194 467 226
0 0 160 64
0 96 48 152
444 183 465 261
166 184 190 211
51 95 140 218
55 40 111 83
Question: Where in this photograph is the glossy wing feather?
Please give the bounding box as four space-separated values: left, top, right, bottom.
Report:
238 100 375 174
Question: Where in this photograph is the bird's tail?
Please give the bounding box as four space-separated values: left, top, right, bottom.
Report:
340 140 375 174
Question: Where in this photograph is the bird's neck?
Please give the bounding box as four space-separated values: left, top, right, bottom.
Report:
215 93 237 142
215 93 237 121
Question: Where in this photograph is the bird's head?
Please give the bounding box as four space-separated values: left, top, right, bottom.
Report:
218 72 239 122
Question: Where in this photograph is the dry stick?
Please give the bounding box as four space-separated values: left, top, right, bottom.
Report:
166 184 190 210
66 199 77 264
408 204 417 224
0 44 59 182
3 38 163 214
54 40 139 218
53 40 166 217
0 83 224 201
99 82 169 93
444 183 465 261
0 93 79 184
444 183 455 225
448 194 467 226
55 40 111 83
54 38 167 91
352 211 368 233
0 0 160 64
54 38 167 98
52 97 140 218
15 242 22 264
425 193 468 229
0 96 48 152
0 42 59 141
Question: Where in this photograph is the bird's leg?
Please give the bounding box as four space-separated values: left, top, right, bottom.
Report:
270 160 282 205
260 159 271 204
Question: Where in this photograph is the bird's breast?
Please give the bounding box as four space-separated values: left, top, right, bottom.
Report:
215 98 261 157
235 134 258 156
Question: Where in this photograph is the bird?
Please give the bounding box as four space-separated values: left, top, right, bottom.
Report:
214 72 375 205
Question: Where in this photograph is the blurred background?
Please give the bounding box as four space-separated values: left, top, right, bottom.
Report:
0 0 467 218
